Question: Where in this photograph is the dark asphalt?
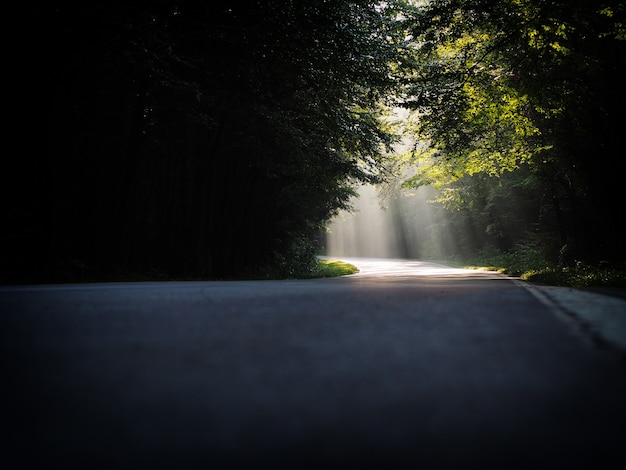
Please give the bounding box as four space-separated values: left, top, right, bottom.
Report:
2 259 625 469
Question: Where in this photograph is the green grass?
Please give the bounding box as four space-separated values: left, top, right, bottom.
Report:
520 267 626 288
453 258 626 288
464 265 508 274
311 259 359 278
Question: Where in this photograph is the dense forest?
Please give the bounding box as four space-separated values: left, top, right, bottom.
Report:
3 1 625 283
393 0 626 273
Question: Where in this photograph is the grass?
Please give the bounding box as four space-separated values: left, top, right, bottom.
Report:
454 259 626 288
311 259 359 278
519 266 626 288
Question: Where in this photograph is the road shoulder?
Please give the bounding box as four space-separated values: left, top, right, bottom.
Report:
516 281 626 353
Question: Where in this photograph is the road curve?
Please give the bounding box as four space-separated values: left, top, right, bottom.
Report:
2 258 625 469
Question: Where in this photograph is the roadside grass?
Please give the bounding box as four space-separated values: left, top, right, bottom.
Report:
464 265 508 274
444 258 626 288
519 266 626 287
425 258 508 273
311 259 359 278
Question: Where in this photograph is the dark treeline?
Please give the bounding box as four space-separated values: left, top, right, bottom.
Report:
6 2 401 282
4 1 625 284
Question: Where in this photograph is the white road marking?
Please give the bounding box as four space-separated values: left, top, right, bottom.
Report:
516 280 626 351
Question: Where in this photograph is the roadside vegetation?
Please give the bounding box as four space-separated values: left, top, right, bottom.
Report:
520 267 626 288
313 259 359 278
247 255 359 281
454 252 626 288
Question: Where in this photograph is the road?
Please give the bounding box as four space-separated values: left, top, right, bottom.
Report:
2 258 625 469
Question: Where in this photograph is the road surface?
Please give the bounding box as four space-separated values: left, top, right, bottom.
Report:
2 258 625 468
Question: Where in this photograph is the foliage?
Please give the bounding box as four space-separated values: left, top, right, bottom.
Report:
401 31 541 182
462 238 553 277
313 259 360 278
262 233 321 280
398 0 626 266
460 252 626 287
4 1 413 282
521 266 626 288
5 1 625 283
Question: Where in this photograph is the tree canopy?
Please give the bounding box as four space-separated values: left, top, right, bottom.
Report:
3 0 625 283
398 0 626 265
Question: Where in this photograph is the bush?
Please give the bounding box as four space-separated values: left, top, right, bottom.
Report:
522 265 626 287
312 259 359 278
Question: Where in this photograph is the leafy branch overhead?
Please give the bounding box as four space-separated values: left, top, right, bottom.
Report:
399 0 624 182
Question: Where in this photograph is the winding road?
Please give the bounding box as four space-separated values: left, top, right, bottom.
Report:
2 258 625 468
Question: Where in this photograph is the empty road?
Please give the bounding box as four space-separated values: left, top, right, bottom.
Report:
2 258 625 468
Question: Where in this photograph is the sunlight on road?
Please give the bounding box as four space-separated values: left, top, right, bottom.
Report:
321 257 505 280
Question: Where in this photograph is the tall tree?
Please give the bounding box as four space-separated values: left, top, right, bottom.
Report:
400 0 626 265
4 1 411 282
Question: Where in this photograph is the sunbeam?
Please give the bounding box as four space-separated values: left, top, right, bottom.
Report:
324 183 464 260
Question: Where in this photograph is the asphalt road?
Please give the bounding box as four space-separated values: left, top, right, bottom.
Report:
2 258 626 469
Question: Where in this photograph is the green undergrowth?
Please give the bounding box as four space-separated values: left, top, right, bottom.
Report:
429 243 626 288
520 267 626 288
310 259 359 278
456 260 626 288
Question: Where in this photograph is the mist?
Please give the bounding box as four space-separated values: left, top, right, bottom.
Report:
324 184 462 261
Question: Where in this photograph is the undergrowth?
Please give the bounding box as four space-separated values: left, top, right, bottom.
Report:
310 259 359 278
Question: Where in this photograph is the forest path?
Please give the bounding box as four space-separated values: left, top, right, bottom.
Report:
3 259 625 468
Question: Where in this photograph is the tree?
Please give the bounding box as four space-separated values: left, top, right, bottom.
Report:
399 0 626 265
4 1 412 282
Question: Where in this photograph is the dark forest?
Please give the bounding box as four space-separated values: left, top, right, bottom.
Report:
4 1 626 283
